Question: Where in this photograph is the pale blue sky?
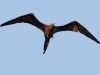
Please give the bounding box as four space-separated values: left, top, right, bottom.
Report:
0 0 100 75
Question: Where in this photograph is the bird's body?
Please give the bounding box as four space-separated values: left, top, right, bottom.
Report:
0 13 100 54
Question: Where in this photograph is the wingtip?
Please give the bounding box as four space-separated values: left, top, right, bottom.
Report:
0 25 2 27
96 40 100 44
96 41 100 44
98 42 100 44
0 23 7 27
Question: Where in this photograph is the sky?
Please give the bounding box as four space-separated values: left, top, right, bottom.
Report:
0 0 100 75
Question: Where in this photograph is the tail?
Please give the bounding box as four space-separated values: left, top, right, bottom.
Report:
43 38 50 54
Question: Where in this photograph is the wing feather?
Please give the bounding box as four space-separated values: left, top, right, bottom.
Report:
54 21 100 44
0 13 45 31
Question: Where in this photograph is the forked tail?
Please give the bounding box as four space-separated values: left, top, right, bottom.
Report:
43 38 50 54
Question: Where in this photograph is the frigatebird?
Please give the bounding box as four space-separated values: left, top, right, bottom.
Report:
0 13 100 54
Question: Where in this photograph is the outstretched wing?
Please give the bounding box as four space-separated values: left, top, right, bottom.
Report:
0 13 45 32
53 21 100 44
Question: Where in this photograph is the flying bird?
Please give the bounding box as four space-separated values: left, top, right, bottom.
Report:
0 13 100 54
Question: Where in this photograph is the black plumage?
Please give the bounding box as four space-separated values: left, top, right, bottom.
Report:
1 13 100 54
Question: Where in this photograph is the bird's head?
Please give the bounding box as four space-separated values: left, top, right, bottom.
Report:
51 22 56 26
49 22 56 29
